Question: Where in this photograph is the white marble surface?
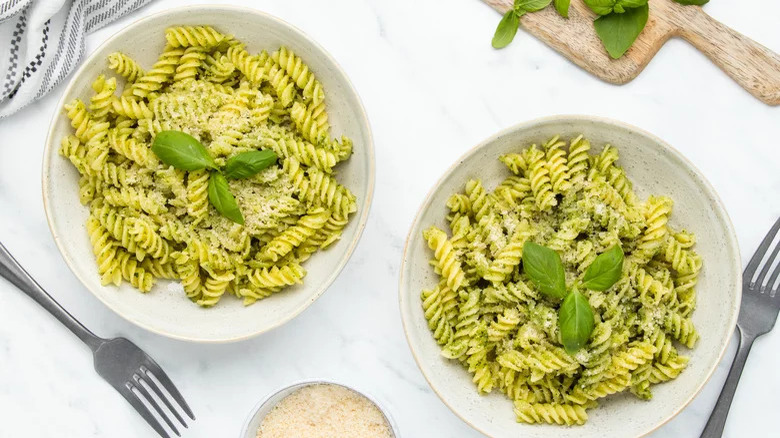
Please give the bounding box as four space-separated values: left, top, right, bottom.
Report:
0 0 778 436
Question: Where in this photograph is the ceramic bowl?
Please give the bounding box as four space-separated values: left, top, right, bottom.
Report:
240 380 399 438
399 115 741 438
42 6 374 342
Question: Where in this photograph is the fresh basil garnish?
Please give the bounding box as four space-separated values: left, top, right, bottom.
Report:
522 241 567 299
583 0 620 15
584 0 647 15
516 0 552 12
673 0 708 5
519 241 615 356
582 245 624 291
152 130 218 171
492 10 522 49
554 0 570 18
207 172 244 225
559 287 596 354
223 150 278 179
593 3 649 59
613 0 648 13
489 0 703 57
150 130 283 224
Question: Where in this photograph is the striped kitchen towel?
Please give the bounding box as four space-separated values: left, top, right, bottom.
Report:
0 0 153 118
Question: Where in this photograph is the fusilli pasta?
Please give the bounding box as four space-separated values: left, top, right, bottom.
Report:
420 135 701 425
61 28 357 307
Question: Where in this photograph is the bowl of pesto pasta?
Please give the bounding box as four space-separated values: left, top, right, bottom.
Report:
42 6 374 342
399 115 740 437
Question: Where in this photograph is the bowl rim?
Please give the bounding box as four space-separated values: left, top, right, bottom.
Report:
239 379 400 438
398 114 741 438
41 5 376 343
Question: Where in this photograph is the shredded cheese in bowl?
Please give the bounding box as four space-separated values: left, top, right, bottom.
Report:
256 383 394 438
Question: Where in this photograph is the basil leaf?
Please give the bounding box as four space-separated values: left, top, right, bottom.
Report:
492 10 521 49
152 131 217 171
582 245 624 291
583 0 618 15
673 0 708 5
584 0 647 14
594 4 649 59
208 172 244 224
614 0 647 13
522 241 567 299
516 0 552 12
554 0 570 18
223 150 278 179
559 288 595 355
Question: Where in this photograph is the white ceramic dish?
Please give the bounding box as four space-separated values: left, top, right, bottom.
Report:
42 6 374 343
399 115 741 438
241 380 399 438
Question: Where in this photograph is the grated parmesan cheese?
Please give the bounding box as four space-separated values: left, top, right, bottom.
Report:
256 384 394 438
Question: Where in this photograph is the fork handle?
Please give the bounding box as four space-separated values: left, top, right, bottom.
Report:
0 242 103 350
700 327 756 438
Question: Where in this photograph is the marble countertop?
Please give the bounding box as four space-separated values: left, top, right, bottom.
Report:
1 0 778 436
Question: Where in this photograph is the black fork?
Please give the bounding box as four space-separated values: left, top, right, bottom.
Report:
701 217 780 437
0 242 194 438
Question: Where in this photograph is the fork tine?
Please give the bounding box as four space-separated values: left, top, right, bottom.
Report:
142 359 195 420
766 259 780 295
745 217 780 282
755 238 780 291
133 374 180 436
119 383 171 438
140 366 188 427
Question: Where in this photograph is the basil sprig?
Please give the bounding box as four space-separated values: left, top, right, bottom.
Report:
516 0 552 11
559 286 595 354
493 9 522 49
584 0 647 15
522 241 567 299
554 0 570 18
224 150 277 179
521 242 625 355
491 0 708 58
593 3 649 59
152 131 218 171
492 0 553 49
151 130 278 224
673 0 708 5
582 245 624 291
208 173 244 225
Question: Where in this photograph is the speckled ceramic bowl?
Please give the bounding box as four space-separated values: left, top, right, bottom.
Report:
241 380 399 438
42 6 374 342
399 115 741 438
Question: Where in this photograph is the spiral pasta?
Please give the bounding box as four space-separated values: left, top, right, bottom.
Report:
89 75 117 120
524 146 557 211
130 45 185 99
423 227 467 293
420 135 701 425
174 46 208 82
422 283 457 346
60 27 357 307
290 100 330 145
165 26 226 49
544 135 572 193
273 47 325 105
108 52 145 83
264 136 337 173
257 50 297 107
514 401 589 426
257 208 330 262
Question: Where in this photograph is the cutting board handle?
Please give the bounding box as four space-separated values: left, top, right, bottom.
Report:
678 8 780 105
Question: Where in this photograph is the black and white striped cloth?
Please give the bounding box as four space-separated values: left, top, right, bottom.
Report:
0 0 153 118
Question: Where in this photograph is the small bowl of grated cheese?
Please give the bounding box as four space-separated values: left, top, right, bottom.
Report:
241 380 398 438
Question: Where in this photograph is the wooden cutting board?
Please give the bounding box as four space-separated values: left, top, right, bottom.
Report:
482 0 780 105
